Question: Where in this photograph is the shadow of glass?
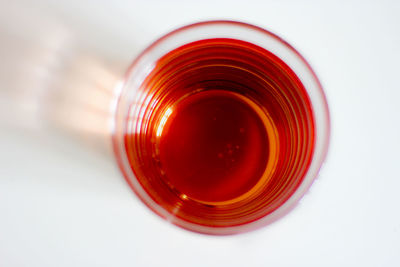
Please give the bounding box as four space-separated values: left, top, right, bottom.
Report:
0 1 140 187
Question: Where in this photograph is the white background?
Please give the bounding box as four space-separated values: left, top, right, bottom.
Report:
1 0 399 266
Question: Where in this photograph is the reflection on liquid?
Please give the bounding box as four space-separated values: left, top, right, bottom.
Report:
0 1 126 157
156 108 173 137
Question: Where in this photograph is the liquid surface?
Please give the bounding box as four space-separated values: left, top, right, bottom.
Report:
124 38 315 227
159 90 269 203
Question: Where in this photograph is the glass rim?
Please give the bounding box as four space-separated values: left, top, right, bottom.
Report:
112 20 331 235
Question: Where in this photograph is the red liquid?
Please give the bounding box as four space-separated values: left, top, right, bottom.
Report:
160 90 269 203
124 38 315 227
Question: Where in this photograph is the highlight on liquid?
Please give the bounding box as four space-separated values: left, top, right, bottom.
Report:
113 21 330 235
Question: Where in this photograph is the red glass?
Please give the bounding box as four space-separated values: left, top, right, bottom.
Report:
113 21 329 235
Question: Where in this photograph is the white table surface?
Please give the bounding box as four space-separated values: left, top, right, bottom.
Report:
1 1 399 266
